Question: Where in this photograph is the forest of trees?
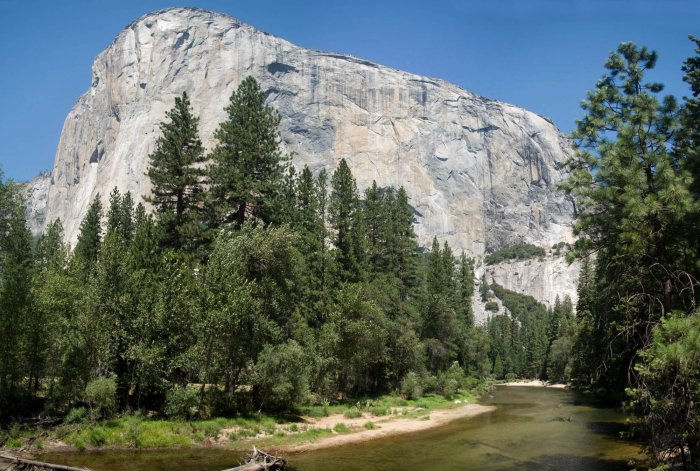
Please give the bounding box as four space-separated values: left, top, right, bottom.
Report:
485 284 574 383
0 35 698 470
0 77 507 424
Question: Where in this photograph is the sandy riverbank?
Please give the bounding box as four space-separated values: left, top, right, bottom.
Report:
499 380 567 388
278 403 496 452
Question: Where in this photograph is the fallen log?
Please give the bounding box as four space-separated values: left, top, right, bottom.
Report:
0 453 91 471
222 446 287 471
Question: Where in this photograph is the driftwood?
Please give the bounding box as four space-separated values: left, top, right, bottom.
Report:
0 453 91 471
222 446 287 471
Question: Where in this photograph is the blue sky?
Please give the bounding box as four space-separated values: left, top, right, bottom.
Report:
0 0 698 181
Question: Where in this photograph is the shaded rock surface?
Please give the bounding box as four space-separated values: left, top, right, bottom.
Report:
28 7 578 305
22 171 51 237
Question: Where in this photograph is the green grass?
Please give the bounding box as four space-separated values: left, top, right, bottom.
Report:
5 438 22 448
369 406 390 416
333 422 349 433
343 408 362 419
50 413 287 450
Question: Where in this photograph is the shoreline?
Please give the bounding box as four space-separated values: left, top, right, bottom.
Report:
14 401 497 457
498 379 567 389
277 403 496 452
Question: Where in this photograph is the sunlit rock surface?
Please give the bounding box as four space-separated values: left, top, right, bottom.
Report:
29 7 578 306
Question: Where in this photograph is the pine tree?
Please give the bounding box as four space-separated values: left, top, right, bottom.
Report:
72 195 103 275
208 77 285 228
364 181 386 274
678 35 700 198
147 92 206 254
457 253 475 327
383 186 419 306
563 42 698 396
329 159 366 283
294 166 328 322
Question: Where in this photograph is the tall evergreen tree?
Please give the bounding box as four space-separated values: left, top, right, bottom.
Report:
72 195 103 275
563 42 698 396
457 253 475 327
329 159 366 283
208 77 285 228
147 92 206 254
678 35 700 198
364 181 386 275
389 187 419 301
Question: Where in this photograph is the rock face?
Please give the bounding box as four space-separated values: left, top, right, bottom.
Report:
29 7 578 307
22 171 51 237
482 256 580 308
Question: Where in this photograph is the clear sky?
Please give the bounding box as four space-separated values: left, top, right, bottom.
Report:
0 0 698 181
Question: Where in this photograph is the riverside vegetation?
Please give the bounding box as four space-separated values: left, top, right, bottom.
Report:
0 38 699 469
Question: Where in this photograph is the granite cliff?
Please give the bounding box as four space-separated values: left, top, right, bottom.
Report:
27 7 578 308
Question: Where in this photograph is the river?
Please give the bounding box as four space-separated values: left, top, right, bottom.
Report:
39 386 645 470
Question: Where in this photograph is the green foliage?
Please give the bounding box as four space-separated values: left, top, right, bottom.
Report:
72 196 102 276
493 355 504 379
627 313 700 468
484 301 499 312
208 76 285 228
164 386 200 419
436 363 466 398
252 340 310 411
146 92 207 255
400 372 423 400
333 422 349 433
484 244 545 265
562 41 700 469
329 159 366 283
0 174 33 413
84 377 117 419
486 285 566 380
88 427 106 447
65 407 88 424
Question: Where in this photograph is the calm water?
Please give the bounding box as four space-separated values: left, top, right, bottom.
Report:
40 386 645 470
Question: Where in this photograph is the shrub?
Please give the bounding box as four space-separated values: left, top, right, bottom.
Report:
420 373 437 394
65 407 87 424
369 406 389 417
364 421 375 430
484 244 546 265
400 372 423 400
344 408 362 419
74 437 86 452
333 422 349 433
127 417 142 448
484 301 499 312
88 427 106 447
5 438 22 448
436 363 466 398
84 377 117 420
164 385 199 419
251 340 310 411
